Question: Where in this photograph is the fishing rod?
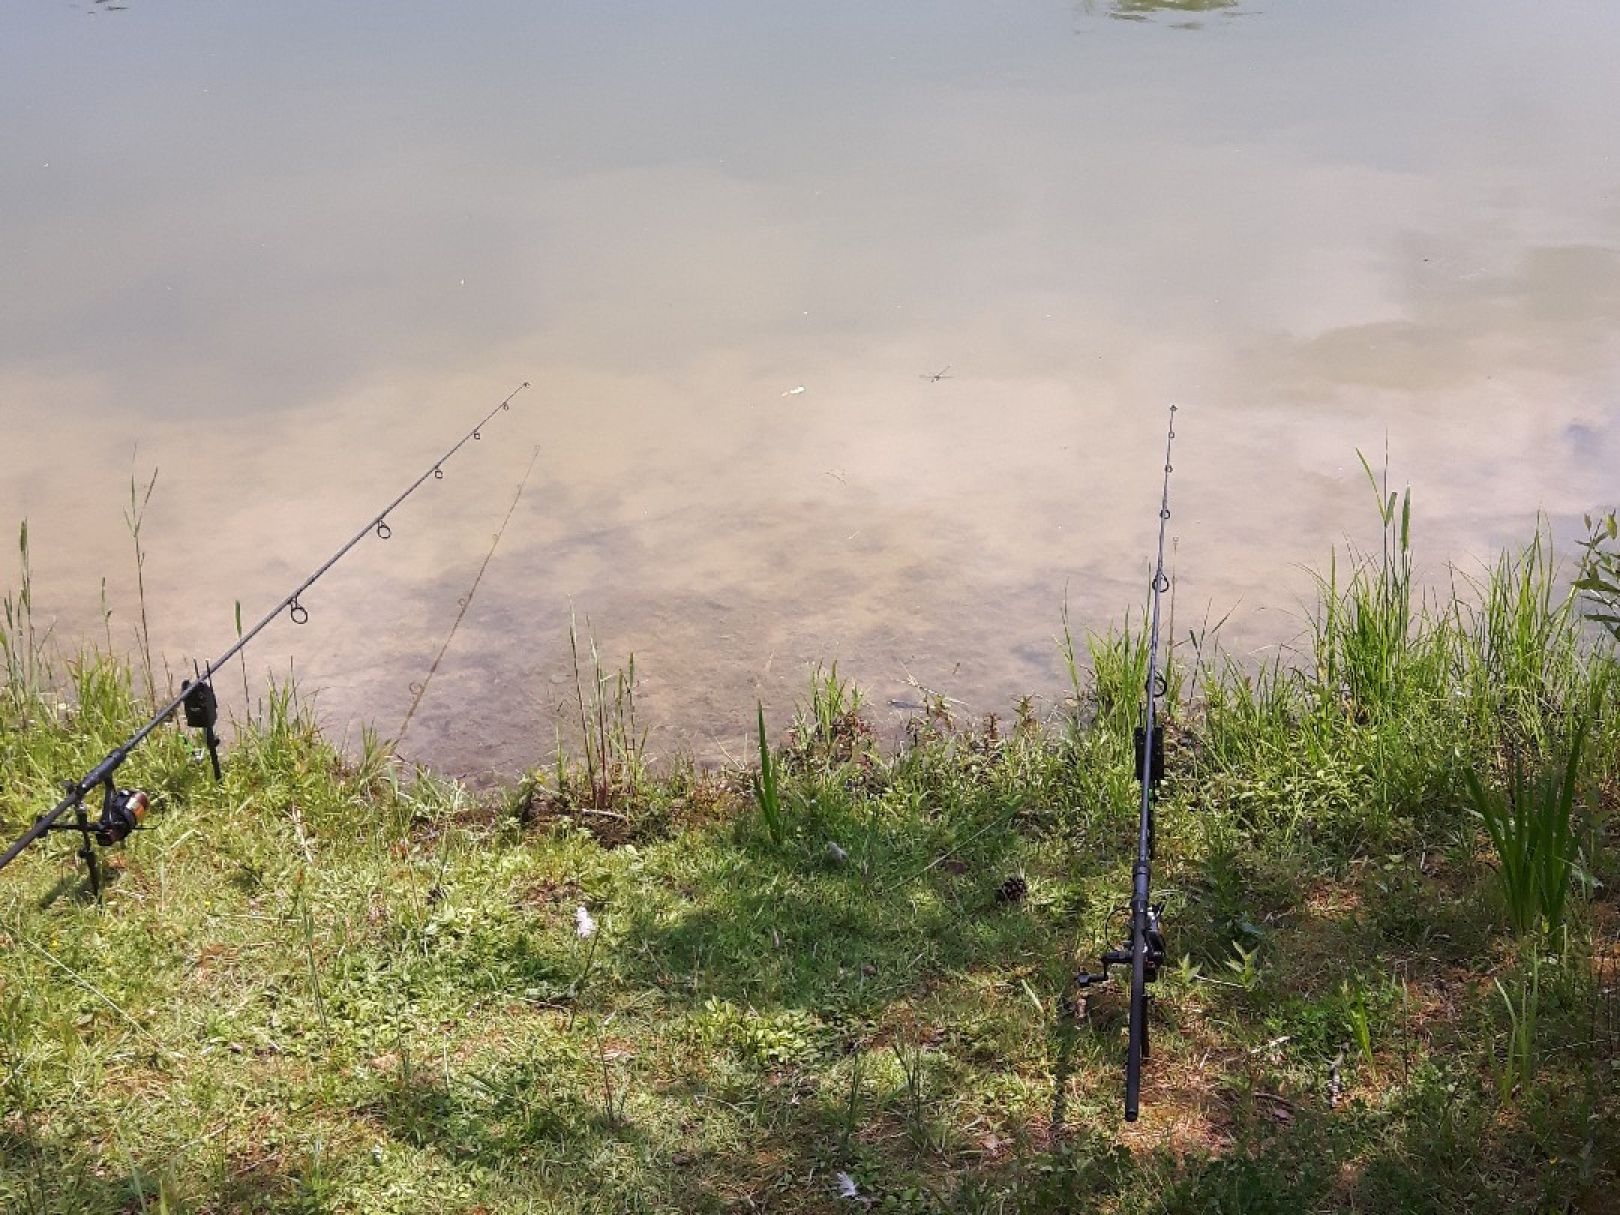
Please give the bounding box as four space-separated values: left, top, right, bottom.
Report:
1074 403 1177 1123
0 382 529 895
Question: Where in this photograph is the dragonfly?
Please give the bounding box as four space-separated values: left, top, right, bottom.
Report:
919 366 952 383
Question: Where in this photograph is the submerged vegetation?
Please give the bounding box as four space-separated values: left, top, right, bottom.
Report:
1 487 1618 1213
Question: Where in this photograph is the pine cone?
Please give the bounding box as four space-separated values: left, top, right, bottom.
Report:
995 875 1028 905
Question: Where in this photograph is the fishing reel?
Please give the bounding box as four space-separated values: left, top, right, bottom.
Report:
1075 725 1169 992
1074 901 1167 990
46 781 150 896
46 783 150 846
95 784 150 845
1073 897 1168 1124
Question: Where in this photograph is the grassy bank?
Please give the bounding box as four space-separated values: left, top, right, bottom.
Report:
2 502 1618 1213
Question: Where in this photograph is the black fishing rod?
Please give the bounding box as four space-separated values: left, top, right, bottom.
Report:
0 382 529 894
1074 403 1177 1122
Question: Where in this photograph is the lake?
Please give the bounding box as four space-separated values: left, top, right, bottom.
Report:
3 0 1617 776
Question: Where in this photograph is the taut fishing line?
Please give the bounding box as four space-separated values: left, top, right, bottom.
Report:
396 443 543 744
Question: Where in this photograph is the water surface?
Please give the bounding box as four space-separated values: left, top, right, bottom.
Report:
3 0 1617 774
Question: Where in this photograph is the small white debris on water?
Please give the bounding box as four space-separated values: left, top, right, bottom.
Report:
836 1172 860 1199
575 905 597 939
782 385 806 396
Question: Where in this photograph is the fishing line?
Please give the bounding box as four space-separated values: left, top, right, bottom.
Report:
396 444 543 745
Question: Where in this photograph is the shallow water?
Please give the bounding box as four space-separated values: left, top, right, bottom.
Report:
3 0 1617 776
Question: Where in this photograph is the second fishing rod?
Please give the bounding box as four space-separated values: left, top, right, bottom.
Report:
0 382 530 893
1075 402 1178 1123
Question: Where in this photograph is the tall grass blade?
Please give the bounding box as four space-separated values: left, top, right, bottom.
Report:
1464 724 1587 938
752 702 785 845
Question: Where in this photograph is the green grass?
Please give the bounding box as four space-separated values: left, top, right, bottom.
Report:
2 495 1619 1213
1464 725 1587 939
751 702 786 847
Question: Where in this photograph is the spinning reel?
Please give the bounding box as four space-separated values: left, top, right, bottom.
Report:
1074 726 1168 1035
40 671 216 897
45 781 150 897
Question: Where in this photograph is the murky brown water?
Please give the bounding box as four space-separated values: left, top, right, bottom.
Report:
3 0 1617 777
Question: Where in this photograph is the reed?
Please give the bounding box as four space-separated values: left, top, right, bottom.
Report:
123 468 160 709
752 701 786 845
1464 725 1587 939
792 660 867 766
1 521 46 711
1495 953 1541 1102
566 611 645 814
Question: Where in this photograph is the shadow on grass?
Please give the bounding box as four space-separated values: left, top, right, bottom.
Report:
1 1130 134 1213
1 1128 310 1213
368 1045 653 1166
619 850 1057 1021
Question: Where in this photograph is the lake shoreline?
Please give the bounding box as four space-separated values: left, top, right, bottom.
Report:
3 516 1617 1210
